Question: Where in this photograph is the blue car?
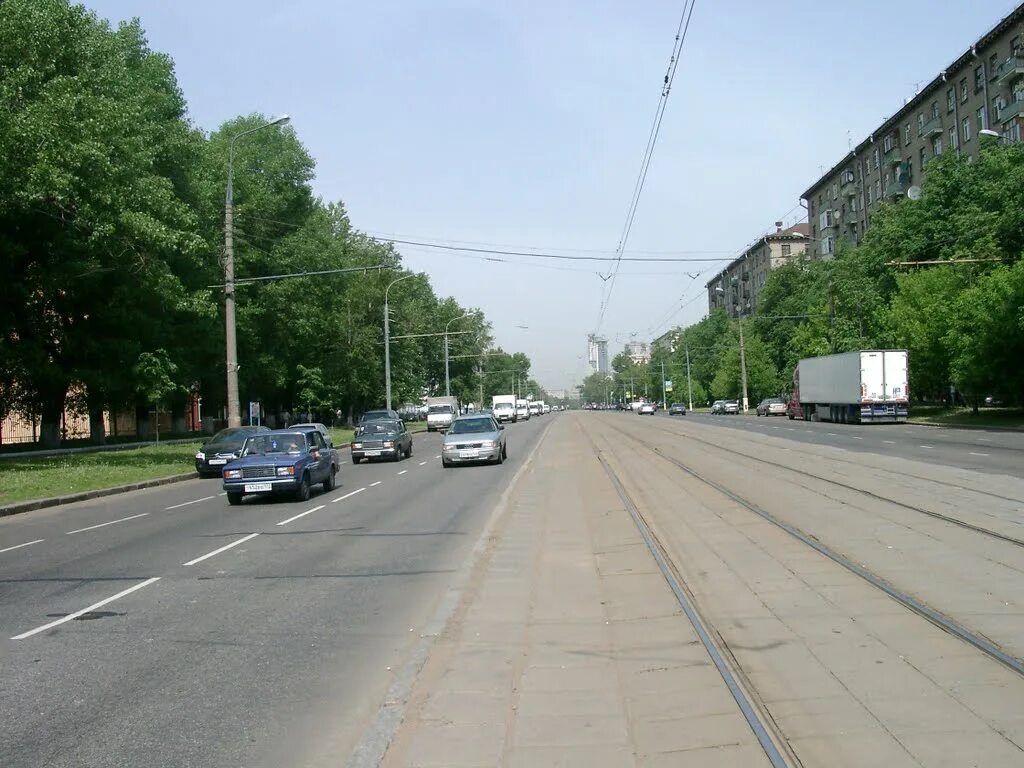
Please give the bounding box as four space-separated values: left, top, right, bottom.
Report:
221 428 338 505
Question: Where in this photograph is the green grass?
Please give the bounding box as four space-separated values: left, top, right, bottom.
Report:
0 441 202 506
908 406 1024 429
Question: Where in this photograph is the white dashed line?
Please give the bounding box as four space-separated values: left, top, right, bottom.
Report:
850 436 863 440
397 470 408 475
969 452 990 457
883 440 895 444
786 428 795 431
165 495 216 510
182 533 260 566
920 445 934 449
434 455 441 459
772 426 780 429
331 488 366 503
977 438 991 442
276 504 325 526
826 433 838 437
65 513 149 535
418 461 427 466
370 481 382 487
0 539 44 554
12 577 161 640
218 492 227 496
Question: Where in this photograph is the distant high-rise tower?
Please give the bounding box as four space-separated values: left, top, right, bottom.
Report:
587 334 609 374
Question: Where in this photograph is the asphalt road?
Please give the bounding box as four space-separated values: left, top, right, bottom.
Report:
0 414 551 768
651 410 1024 478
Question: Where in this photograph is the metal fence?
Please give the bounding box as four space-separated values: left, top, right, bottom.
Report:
0 409 170 445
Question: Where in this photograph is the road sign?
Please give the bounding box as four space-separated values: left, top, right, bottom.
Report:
665 380 673 392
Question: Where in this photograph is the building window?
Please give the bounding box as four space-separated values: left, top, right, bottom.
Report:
989 53 998 79
917 113 925 132
930 101 939 119
961 78 969 103
933 136 943 155
963 116 972 142
883 134 893 152
947 88 956 112
920 146 927 169
1012 36 1021 56
977 105 988 131
903 124 911 145
872 147 880 168
781 244 791 257
831 182 838 200
883 171 890 188
949 125 959 150
819 209 833 228
1008 122 1022 143
874 179 881 198
822 236 835 256
975 64 984 91
868 185 874 204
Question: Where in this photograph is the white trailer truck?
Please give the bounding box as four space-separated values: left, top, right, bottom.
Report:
787 350 909 423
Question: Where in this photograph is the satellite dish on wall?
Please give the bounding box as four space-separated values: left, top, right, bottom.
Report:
907 186 923 201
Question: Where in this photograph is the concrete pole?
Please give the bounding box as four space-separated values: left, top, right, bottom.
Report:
444 332 450 397
661 360 667 409
224 150 241 428
685 337 694 411
739 317 749 413
384 297 393 411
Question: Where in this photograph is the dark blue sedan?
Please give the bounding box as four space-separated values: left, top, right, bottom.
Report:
221 428 338 505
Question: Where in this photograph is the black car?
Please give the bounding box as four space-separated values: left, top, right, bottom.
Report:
359 408 401 424
351 419 413 463
195 426 270 477
668 403 687 416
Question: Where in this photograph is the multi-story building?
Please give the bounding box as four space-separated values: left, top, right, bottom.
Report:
803 4 1024 259
706 222 809 317
624 340 651 365
587 334 609 374
651 329 676 353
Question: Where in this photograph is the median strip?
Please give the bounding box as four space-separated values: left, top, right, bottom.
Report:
65 512 149 535
276 504 325 526
12 577 161 640
182 532 260 566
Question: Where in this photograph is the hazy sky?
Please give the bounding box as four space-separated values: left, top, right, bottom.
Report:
89 0 1020 391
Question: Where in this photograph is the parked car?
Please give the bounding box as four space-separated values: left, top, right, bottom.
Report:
668 403 687 416
710 400 726 414
441 413 507 467
638 402 656 415
289 421 333 446
222 428 339 504
756 398 787 417
359 408 401 424
723 400 740 414
195 426 270 477
350 419 413 463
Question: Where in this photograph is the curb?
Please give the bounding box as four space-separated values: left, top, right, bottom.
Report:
0 472 199 518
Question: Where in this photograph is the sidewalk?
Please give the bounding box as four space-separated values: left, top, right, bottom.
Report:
379 419 769 767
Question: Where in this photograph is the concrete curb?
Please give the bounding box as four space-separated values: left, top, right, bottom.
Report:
0 472 199 518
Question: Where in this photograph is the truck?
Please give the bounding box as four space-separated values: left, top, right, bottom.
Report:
528 401 542 417
533 400 546 415
425 395 458 432
787 350 909 424
515 398 531 421
491 394 517 423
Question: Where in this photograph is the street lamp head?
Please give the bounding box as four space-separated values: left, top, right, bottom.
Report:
270 113 291 126
979 129 1001 139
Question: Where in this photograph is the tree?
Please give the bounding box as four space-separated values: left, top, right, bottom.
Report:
710 326 780 404
133 350 181 442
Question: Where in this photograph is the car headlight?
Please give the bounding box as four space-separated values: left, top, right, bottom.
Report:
352 442 362 449
196 452 206 460
479 440 495 449
276 466 296 477
383 441 394 448
224 468 242 479
442 443 456 451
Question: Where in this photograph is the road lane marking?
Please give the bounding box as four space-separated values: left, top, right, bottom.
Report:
0 539 44 554
65 513 149 535
970 452 990 457
397 470 408 475
331 488 366 503
804 429 812 433
12 577 161 640
827 432 838 436
850 436 863 440
977 438 992 442
182 533 260 566
218 492 227 496
418 461 427 466
276 504 325 526
920 445 934 449
772 426 780 429
883 440 895 444
434 455 441 459
370 481 382 487
786 428 795 431
165 495 216 510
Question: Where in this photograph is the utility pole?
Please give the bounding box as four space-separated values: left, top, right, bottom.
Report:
739 317 749 413
661 360 667 409
684 333 694 411
443 332 450 397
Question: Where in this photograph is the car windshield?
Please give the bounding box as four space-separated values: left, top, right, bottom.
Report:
428 405 454 414
494 402 513 410
210 427 250 443
362 411 392 421
356 421 399 436
242 434 306 456
448 418 495 435
767 398 783 404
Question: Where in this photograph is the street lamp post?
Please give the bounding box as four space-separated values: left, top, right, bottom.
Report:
384 273 418 411
444 312 476 397
223 113 290 428
715 284 749 413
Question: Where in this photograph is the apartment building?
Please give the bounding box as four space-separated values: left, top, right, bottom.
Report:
706 223 810 317
624 340 651 365
804 4 1024 259
587 334 609 374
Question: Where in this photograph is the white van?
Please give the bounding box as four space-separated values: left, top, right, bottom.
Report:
515 398 530 421
492 394 517 423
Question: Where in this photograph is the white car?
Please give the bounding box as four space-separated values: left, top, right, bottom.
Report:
637 403 656 415
289 422 334 447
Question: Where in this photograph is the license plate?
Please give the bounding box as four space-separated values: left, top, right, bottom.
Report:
244 483 272 492
459 450 478 459
364 450 381 457
208 458 228 465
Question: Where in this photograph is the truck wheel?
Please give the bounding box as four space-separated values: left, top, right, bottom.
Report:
227 492 243 506
295 473 311 502
323 466 337 492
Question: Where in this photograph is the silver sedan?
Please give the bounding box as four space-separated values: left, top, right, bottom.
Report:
441 413 508 467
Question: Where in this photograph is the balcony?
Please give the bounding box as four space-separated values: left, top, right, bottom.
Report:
884 181 907 199
840 172 857 197
882 145 902 165
918 115 943 138
996 55 1024 85
998 99 1024 123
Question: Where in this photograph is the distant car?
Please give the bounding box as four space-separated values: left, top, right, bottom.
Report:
723 400 740 414
638 402 656 415
711 400 725 414
222 428 339 504
360 408 401 424
441 413 507 467
668 403 687 416
195 426 270 477
289 421 333 447
351 419 413 463
756 398 787 417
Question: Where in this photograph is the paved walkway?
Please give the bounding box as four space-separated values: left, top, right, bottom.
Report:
380 419 770 767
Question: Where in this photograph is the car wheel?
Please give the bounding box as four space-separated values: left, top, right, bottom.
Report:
227 492 243 506
323 466 337 492
352 456 361 464
406 443 413 458
295 473 311 502
442 458 452 468
502 442 508 460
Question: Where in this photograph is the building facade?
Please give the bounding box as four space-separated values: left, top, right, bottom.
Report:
624 340 651 365
803 5 1024 259
706 223 809 317
587 334 609 374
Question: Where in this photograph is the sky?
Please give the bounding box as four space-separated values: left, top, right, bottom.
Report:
88 0 1022 391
